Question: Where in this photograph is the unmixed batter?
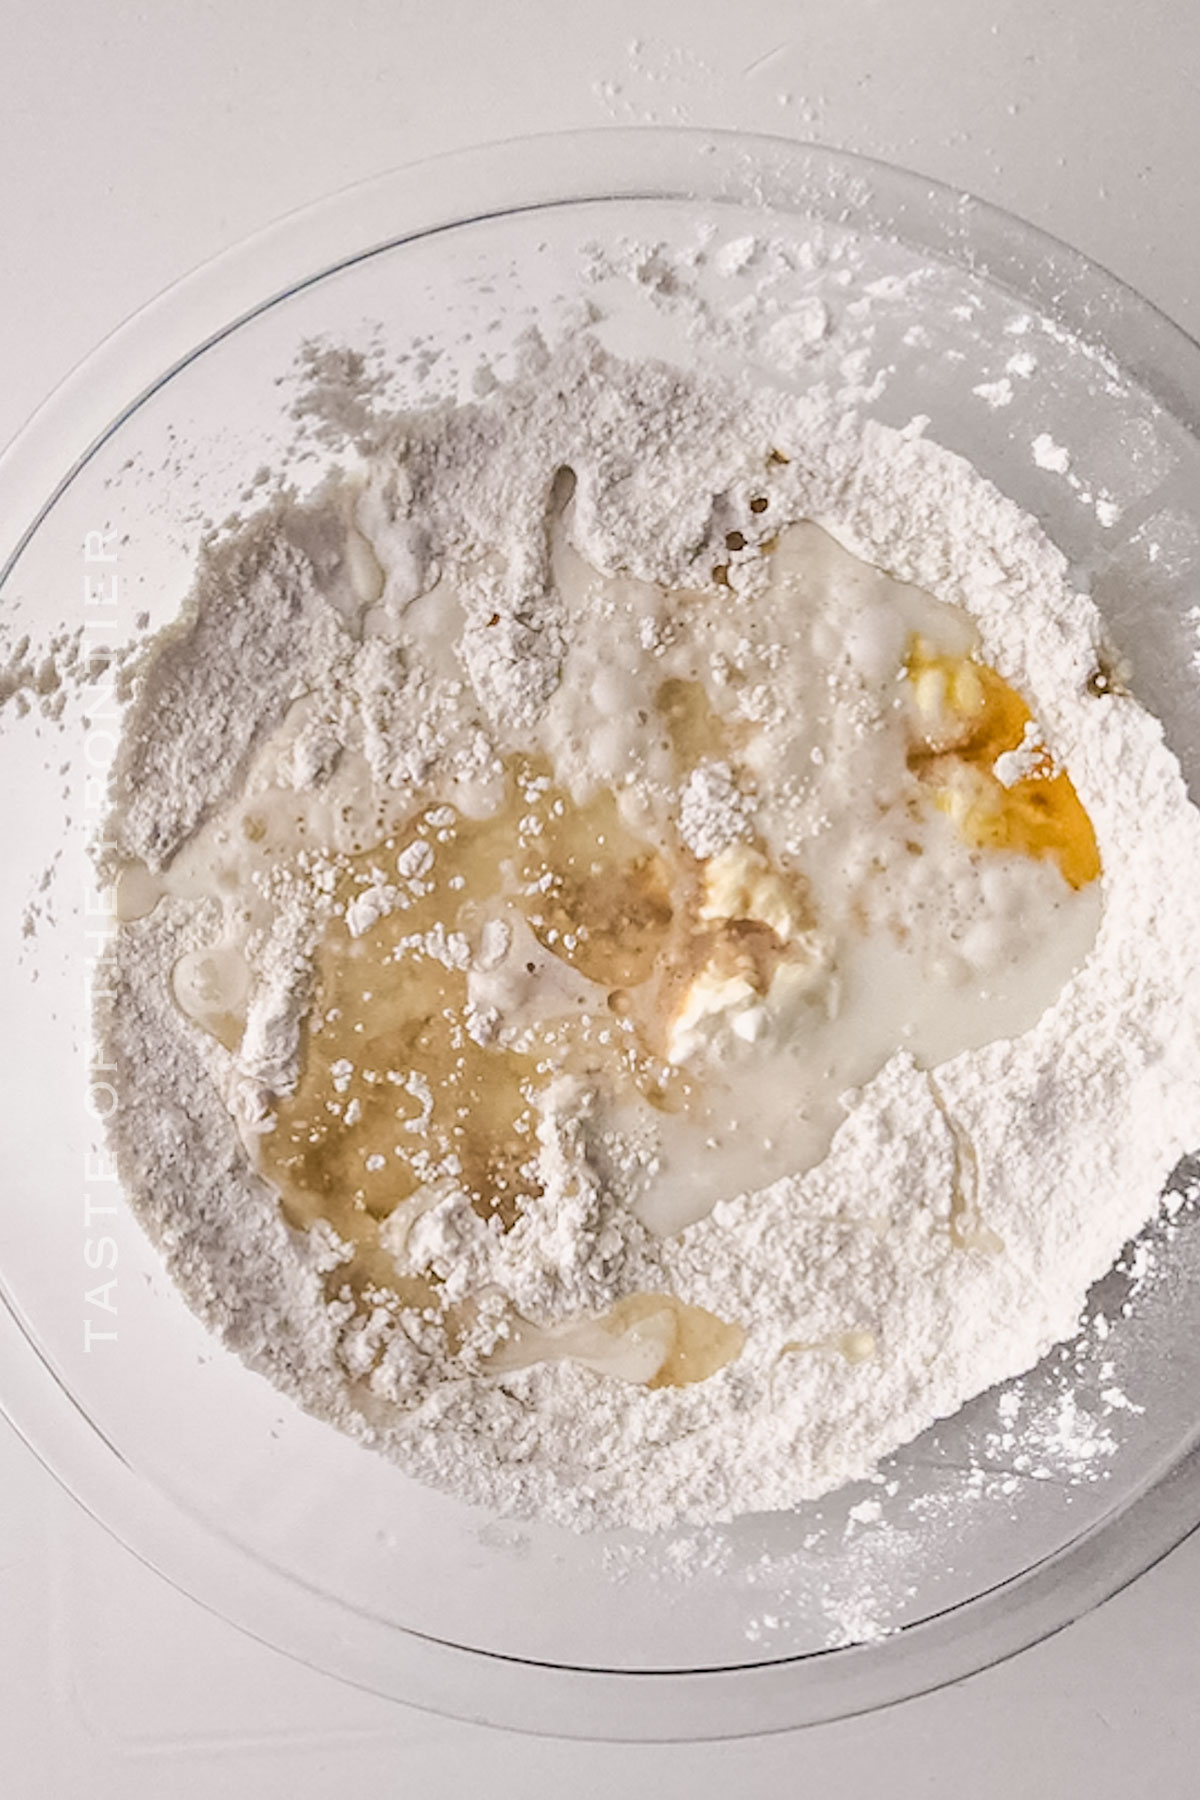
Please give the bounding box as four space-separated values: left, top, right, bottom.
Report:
97 340 1200 1530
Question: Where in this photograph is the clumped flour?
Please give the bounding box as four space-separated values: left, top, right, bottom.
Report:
92 276 1200 1535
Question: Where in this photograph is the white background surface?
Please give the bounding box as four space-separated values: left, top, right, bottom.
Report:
3 2 1200 1792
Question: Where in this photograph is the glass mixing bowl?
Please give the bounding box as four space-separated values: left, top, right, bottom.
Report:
2 129 1200 1740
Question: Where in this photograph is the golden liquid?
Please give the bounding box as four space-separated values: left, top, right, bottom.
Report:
656 675 735 771
607 1293 747 1388
255 758 701 1293
259 787 529 1299
482 1291 747 1388
906 640 1101 891
518 775 677 990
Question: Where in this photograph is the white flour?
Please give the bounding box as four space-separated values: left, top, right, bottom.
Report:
677 761 752 860
95 329 1200 1534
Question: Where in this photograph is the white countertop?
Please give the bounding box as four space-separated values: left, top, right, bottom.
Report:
4 2 1199 1792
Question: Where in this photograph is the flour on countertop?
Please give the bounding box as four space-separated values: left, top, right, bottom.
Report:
1032 432 1072 475
973 377 1014 409
92 306 1200 1541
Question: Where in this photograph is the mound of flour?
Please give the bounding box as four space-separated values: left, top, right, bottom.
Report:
97 337 1200 1532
